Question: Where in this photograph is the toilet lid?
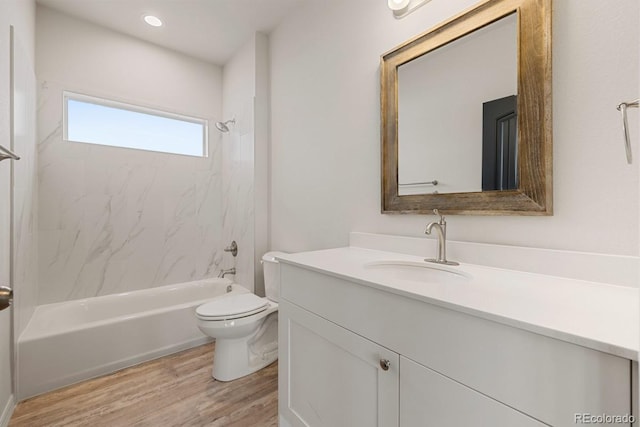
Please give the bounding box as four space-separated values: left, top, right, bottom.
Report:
196 293 269 320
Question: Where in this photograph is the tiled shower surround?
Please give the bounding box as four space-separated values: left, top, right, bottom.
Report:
37 81 224 303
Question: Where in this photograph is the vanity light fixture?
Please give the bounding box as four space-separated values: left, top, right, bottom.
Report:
388 0 431 19
388 0 410 10
143 15 163 27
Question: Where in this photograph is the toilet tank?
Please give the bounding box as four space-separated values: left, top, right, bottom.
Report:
262 251 286 302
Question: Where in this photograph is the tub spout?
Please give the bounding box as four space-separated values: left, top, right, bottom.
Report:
218 268 236 278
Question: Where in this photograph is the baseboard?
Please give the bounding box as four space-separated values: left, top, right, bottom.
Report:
279 414 292 427
0 394 15 427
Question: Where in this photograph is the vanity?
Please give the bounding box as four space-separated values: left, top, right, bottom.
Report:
277 234 638 427
277 0 637 424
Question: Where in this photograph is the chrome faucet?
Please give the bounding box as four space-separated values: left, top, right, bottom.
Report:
424 209 459 266
218 268 236 278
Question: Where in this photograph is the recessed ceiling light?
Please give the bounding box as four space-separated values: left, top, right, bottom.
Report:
143 15 163 27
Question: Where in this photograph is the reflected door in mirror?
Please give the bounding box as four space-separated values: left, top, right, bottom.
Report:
482 95 517 191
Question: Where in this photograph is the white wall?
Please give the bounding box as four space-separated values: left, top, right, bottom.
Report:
0 4 13 421
222 35 256 292
12 18 38 362
254 34 270 295
270 0 639 256
0 0 36 420
221 33 270 295
36 6 224 303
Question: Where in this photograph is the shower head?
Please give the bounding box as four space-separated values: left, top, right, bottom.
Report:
215 119 235 133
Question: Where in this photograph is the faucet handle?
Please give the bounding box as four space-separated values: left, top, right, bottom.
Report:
432 209 445 224
224 241 238 257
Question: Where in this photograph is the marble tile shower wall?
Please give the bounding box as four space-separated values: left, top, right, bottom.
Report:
221 113 255 292
37 81 224 304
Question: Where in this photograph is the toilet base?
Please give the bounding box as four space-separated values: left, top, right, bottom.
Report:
212 312 278 382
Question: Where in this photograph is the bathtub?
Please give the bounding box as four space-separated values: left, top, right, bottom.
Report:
17 278 248 400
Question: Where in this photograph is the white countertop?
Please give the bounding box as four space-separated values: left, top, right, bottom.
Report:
277 247 639 361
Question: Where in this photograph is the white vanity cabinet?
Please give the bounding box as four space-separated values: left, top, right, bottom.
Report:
278 262 635 427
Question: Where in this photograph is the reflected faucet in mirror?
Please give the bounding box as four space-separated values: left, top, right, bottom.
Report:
424 209 459 266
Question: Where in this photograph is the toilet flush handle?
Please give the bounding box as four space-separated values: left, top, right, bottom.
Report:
0 286 13 311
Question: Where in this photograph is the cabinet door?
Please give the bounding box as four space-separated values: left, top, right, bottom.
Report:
400 356 545 427
280 301 399 427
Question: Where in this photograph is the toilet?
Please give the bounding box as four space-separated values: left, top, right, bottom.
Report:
195 251 283 381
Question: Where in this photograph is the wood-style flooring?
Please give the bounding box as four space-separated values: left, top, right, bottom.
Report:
9 343 278 427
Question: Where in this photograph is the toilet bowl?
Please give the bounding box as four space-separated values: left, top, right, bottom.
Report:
196 251 283 381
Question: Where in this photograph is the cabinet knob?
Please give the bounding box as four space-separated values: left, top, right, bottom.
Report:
379 359 391 371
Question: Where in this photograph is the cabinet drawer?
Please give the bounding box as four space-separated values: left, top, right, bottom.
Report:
401 356 545 427
281 264 632 427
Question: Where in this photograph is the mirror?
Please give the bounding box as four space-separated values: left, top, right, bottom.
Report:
381 0 552 215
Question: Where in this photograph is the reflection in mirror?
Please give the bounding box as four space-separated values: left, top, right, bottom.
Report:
398 13 517 195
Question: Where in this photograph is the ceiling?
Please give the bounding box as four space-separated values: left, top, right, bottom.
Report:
36 0 307 65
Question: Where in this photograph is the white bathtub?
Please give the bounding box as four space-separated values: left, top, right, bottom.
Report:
17 278 248 400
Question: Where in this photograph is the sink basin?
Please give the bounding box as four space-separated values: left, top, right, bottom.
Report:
364 260 471 283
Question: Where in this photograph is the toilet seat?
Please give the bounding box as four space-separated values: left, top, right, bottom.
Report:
196 293 269 321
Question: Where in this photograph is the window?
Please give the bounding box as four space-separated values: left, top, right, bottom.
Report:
63 91 208 157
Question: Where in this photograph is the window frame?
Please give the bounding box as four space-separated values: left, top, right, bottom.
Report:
62 90 209 157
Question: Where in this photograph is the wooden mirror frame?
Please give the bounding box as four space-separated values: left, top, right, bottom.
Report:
381 0 552 215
